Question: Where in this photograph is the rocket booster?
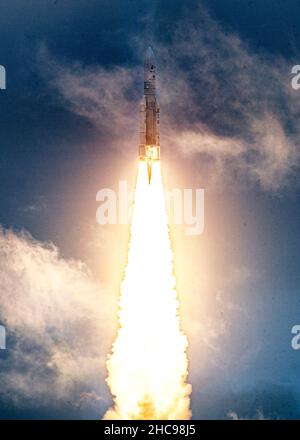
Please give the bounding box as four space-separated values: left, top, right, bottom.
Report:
139 47 160 183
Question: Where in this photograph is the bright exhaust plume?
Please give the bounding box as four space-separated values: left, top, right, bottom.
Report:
104 161 191 420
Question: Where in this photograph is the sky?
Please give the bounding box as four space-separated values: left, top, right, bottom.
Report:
1 0 300 419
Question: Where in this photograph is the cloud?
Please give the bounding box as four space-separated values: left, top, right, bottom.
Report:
157 9 300 192
191 383 300 419
228 410 266 420
39 6 300 192
223 384 300 420
39 44 139 155
19 196 47 215
0 228 114 416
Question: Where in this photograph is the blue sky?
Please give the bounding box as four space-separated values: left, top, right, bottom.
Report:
1 0 300 419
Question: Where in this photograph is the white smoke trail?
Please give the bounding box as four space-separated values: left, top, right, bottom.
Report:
105 161 191 420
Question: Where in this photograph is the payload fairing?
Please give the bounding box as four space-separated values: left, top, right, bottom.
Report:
139 47 160 183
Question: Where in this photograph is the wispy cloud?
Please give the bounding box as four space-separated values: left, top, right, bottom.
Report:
19 196 47 215
39 44 139 155
228 409 267 420
40 6 300 192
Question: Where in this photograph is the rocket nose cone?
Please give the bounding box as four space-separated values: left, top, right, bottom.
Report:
145 46 155 62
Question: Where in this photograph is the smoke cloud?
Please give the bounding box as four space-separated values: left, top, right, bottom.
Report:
40 6 300 192
0 228 114 416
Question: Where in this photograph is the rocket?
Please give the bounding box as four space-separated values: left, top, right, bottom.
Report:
139 47 160 184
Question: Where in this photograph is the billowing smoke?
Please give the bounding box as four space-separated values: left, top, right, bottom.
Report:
0 228 113 415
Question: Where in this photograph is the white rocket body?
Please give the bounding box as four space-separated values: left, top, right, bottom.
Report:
139 47 160 183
